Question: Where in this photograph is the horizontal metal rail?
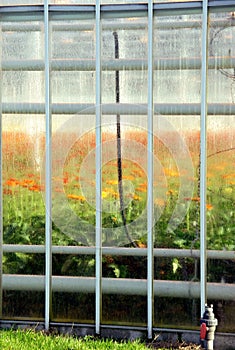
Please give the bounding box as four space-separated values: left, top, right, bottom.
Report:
2 274 235 300
2 57 235 72
0 2 235 18
2 102 235 115
0 0 235 21
1 18 235 32
3 245 235 260
1 57 235 71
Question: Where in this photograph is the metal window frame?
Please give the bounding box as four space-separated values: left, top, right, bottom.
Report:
0 22 2 319
0 1 235 18
200 0 209 318
95 0 102 336
147 0 154 339
44 0 52 330
0 0 235 335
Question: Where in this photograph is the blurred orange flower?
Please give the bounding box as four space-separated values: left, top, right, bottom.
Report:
5 178 19 186
67 194 85 202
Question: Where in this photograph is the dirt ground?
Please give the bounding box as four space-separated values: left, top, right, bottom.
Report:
147 340 203 349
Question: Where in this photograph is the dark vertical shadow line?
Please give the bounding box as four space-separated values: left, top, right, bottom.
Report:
113 31 137 248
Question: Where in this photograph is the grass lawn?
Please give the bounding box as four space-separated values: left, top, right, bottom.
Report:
0 329 202 350
0 329 151 350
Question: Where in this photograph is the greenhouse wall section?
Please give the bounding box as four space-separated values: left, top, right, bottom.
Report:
1 0 235 340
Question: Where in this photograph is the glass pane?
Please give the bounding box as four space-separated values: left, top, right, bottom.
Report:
103 294 147 325
50 17 96 322
153 13 202 329
154 297 200 329
2 15 45 319
101 17 148 325
207 11 235 332
50 18 95 247
52 292 95 322
3 291 44 320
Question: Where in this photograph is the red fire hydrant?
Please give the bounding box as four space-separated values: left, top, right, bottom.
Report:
200 304 218 350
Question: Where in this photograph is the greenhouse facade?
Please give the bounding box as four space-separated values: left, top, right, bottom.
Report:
1 0 235 345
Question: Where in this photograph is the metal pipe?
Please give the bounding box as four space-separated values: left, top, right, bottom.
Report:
2 275 235 300
2 102 235 115
0 2 233 26
2 245 235 260
2 18 235 32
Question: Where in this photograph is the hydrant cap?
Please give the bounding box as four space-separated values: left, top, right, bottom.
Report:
200 304 218 327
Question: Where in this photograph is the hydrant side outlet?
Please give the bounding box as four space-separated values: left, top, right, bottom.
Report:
200 322 207 340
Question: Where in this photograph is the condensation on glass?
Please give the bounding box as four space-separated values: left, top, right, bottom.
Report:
1 12 45 319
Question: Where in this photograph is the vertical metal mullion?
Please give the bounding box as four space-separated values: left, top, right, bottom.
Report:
200 0 209 317
44 0 52 331
0 23 3 318
95 0 102 336
147 0 154 340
